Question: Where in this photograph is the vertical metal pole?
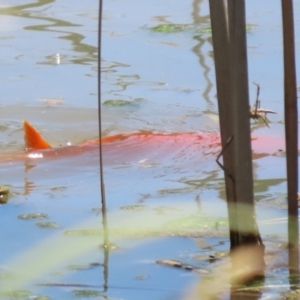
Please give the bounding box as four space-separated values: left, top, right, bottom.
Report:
281 0 299 273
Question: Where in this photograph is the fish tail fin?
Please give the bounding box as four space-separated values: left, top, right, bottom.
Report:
23 120 52 150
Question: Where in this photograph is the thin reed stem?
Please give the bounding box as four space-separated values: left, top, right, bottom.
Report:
98 0 109 247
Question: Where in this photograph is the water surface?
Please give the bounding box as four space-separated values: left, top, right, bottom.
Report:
0 0 299 299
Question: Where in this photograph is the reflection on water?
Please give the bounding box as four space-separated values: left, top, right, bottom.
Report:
191 0 214 109
0 0 97 65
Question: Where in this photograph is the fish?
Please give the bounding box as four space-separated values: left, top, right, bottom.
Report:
0 120 286 165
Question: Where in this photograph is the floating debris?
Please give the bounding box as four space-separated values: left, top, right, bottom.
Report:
0 185 10 204
156 259 209 274
38 97 64 106
250 83 276 127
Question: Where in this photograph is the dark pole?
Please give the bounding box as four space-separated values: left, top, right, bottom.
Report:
208 0 237 249
281 0 299 273
227 0 262 246
209 0 265 282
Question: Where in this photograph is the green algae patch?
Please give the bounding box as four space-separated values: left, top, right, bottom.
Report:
0 271 14 280
67 264 93 271
0 289 32 298
64 229 102 236
103 99 134 106
163 215 228 231
36 221 59 229
66 219 225 239
64 205 229 239
103 98 145 107
194 250 228 262
73 290 102 297
150 23 256 34
120 204 147 211
158 187 195 195
18 213 48 220
0 185 10 204
151 23 191 33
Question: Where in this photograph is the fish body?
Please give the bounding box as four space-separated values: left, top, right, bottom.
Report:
0 120 286 164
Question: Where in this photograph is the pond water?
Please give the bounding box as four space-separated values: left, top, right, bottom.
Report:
0 0 299 299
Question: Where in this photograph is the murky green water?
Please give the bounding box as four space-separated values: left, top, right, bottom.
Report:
0 0 299 299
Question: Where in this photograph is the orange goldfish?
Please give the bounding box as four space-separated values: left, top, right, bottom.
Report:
0 120 286 164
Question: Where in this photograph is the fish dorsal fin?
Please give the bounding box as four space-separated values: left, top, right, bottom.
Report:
23 120 52 150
